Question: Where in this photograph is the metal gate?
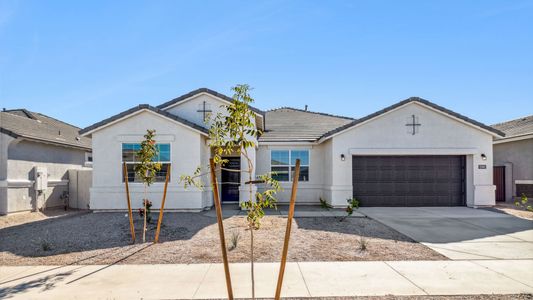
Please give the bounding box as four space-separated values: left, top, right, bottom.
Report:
493 166 506 202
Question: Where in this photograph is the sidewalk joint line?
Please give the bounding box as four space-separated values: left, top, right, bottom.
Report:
383 261 429 296
470 260 533 289
296 262 312 297
427 245 501 260
192 263 212 299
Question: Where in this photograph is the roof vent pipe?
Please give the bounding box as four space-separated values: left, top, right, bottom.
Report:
304 105 308 111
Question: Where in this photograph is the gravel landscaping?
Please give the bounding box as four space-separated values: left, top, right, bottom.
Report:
0 209 446 265
486 203 533 220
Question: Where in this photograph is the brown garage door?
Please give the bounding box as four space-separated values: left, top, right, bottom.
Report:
352 155 466 206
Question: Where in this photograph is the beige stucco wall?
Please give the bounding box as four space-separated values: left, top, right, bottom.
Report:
324 102 496 207
494 138 533 200
0 133 15 214
1 137 88 214
164 92 263 131
89 110 209 210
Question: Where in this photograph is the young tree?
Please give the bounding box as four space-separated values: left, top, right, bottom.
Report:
181 84 281 299
135 129 161 243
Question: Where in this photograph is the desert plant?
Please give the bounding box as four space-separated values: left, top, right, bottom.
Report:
228 231 240 251
340 197 360 222
135 129 161 242
515 193 533 212
358 236 368 251
180 84 281 299
320 197 333 210
138 199 153 223
41 240 52 251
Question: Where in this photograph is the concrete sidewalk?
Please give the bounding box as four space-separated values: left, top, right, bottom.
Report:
1 260 532 299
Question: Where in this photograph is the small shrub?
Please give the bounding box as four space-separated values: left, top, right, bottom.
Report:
228 231 240 251
138 199 153 223
340 197 360 222
515 193 533 212
41 240 52 251
358 236 368 251
320 197 333 210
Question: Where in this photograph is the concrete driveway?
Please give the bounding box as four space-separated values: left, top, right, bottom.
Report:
359 207 533 260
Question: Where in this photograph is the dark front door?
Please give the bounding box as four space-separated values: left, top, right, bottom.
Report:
493 166 506 202
352 155 466 206
221 157 240 202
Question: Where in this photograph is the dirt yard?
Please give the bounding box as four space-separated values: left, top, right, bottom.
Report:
487 202 533 220
0 210 446 265
272 295 533 300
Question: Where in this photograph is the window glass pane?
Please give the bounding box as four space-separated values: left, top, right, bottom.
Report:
122 144 136 162
291 150 309 166
158 144 171 162
155 163 170 182
292 166 309 181
271 150 289 166
122 163 171 182
123 163 139 182
271 166 290 181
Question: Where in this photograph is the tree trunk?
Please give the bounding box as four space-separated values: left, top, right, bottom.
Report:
143 185 147 243
250 226 255 300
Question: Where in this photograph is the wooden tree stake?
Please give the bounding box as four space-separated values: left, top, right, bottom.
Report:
154 167 170 243
275 159 300 300
123 162 136 243
210 158 234 300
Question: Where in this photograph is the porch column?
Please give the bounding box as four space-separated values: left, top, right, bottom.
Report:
239 146 257 204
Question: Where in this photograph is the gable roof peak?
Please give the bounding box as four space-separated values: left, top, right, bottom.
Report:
79 104 209 136
318 96 505 141
156 87 265 117
405 96 426 102
3 108 38 120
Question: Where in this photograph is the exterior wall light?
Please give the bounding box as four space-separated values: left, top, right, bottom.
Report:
481 153 487 161
341 154 345 161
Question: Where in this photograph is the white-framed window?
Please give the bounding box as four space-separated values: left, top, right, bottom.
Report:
122 143 171 183
84 152 93 167
270 150 309 182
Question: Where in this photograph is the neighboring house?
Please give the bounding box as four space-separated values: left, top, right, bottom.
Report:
80 88 504 210
492 115 533 202
0 109 92 215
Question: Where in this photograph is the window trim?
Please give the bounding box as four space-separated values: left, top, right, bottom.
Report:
269 149 310 182
121 143 172 183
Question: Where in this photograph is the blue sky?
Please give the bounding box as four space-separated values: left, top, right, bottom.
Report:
1 0 532 128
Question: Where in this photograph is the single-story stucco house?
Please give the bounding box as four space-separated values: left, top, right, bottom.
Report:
492 115 533 202
79 88 505 210
0 109 92 215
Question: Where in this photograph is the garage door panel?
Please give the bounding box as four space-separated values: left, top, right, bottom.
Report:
353 155 465 207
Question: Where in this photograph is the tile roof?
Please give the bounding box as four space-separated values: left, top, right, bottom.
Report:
259 107 354 142
319 97 505 141
492 115 533 138
0 109 91 150
79 104 209 136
